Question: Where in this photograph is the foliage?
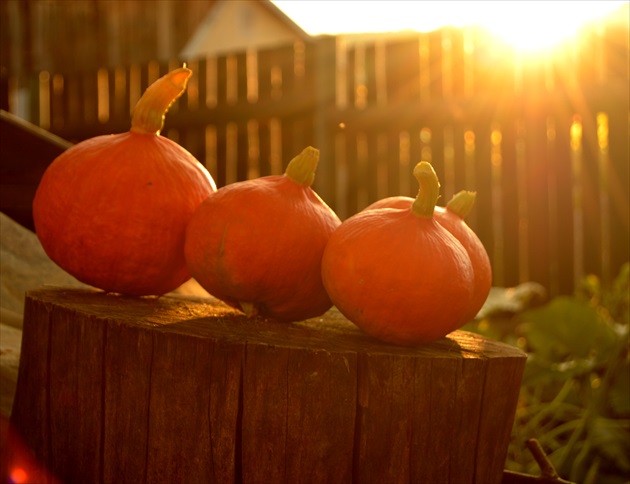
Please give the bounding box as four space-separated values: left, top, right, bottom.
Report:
465 263 630 483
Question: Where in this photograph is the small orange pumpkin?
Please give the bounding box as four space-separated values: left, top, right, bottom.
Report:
364 190 492 321
321 161 475 345
32 67 216 296
184 146 341 322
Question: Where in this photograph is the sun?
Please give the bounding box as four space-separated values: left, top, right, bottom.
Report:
272 0 627 54
478 1 626 53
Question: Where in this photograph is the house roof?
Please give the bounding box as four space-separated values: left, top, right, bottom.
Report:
180 0 312 59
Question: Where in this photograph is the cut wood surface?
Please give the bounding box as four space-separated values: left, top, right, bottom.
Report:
10 288 526 484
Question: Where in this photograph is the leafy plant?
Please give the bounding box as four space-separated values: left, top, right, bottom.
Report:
467 263 629 483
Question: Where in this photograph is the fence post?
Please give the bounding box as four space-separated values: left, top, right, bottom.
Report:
313 36 337 209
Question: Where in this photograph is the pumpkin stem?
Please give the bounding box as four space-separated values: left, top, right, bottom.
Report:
284 146 320 187
446 190 476 219
130 67 192 135
411 161 441 218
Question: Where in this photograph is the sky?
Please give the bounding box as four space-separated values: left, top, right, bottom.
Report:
271 0 628 51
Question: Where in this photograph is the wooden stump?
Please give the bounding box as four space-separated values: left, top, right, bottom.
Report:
9 288 526 484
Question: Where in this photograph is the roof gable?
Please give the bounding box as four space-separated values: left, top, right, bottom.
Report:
180 0 311 58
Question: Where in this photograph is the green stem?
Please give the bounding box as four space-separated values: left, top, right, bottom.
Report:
284 146 320 187
521 378 575 437
130 67 192 135
538 419 582 448
411 161 440 218
446 190 477 219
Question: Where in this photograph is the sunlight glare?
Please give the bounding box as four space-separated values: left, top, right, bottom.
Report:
480 1 625 52
272 0 627 52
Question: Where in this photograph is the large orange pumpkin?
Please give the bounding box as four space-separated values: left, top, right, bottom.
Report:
321 162 475 345
32 67 216 296
184 147 341 322
364 190 492 321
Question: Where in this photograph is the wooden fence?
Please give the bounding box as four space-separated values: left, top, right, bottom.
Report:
3 25 629 297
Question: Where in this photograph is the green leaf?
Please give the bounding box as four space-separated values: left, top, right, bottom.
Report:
520 297 617 361
522 354 581 387
476 282 547 319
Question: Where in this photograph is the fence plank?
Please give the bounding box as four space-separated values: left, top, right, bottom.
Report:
607 106 630 280
473 121 497 285
552 113 578 295
385 37 420 103
497 119 520 288
312 36 337 207
523 115 552 290
580 111 604 280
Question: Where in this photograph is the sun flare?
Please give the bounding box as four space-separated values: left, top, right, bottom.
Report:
272 0 627 53
478 1 625 53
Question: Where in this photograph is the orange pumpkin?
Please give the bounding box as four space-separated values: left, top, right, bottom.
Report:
321 161 475 345
32 67 216 296
364 190 492 321
184 146 341 322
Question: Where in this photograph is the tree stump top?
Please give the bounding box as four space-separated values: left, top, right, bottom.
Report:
28 287 525 360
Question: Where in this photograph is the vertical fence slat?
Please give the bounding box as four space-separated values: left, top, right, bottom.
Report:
398 129 412 198
607 105 630 280
373 133 389 201
312 36 337 208
579 111 603 280
355 132 369 210
450 124 468 200
345 129 360 216
384 129 400 200
235 52 248 104
473 121 496 285
386 38 420 103
345 46 357 110
214 122 227 187
334 130 349 220
554 113 578 295
255 118 269 178
498 119 520 288
523 114 552 290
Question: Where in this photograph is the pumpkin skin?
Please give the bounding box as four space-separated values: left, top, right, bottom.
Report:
364 196 412 211
321 162 475 345
184 147 341 322
364 191 492 321
32 68 216 296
